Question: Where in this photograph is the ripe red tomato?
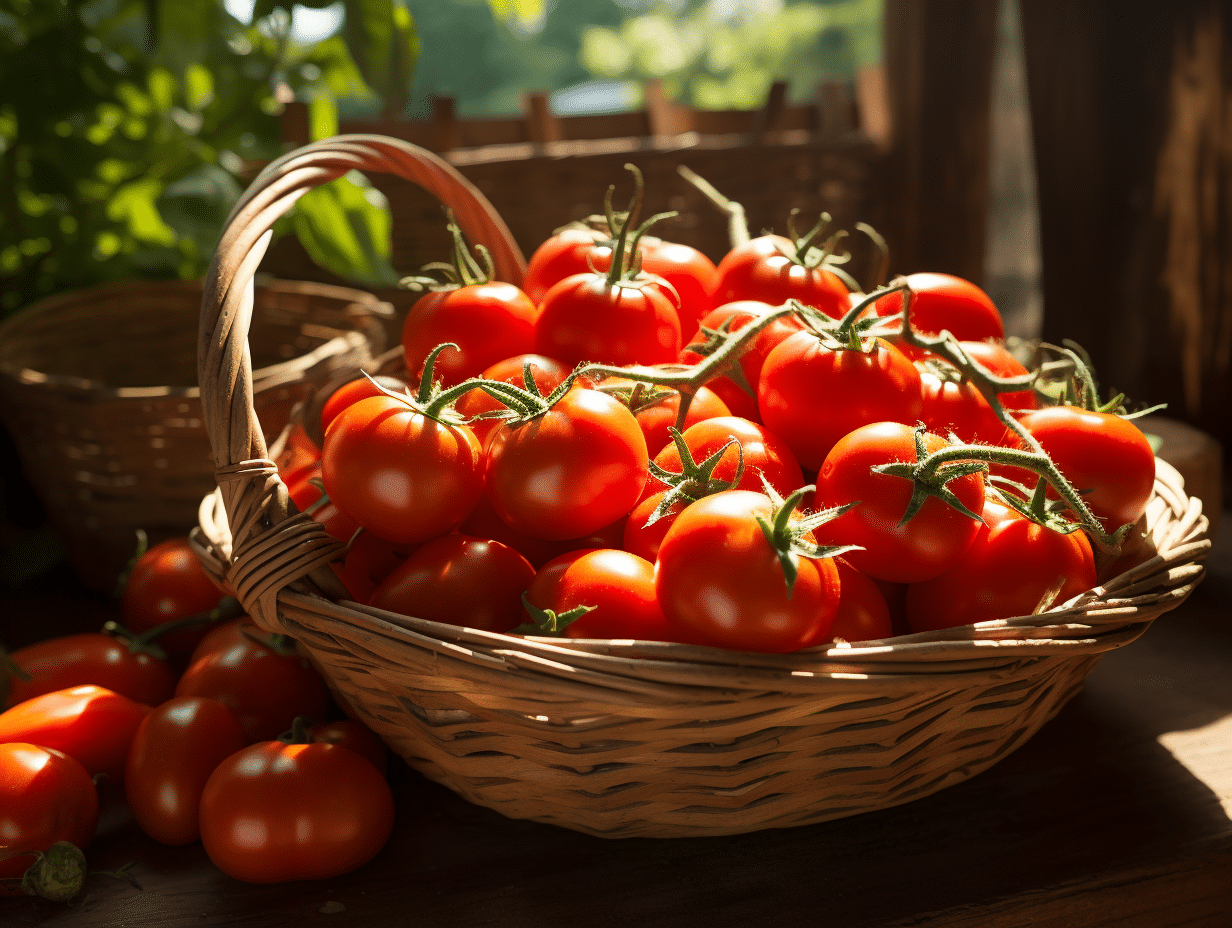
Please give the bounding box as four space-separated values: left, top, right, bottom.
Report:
0 685 151 781
813 422 986 584
5 633 175 709
285 461 361 543
307 720 388 777
873 272 1004 343
958 340 1038 412
803 557 894 646
712 234 850 318
454 353 572 447
758 333 924 471
917 364 1014 447
174 620 331 743
322 395 484 545
1016 406 1157 532
120 537 225 659
534 271 682 367
594 375 731 457
123 696 247 846
334 531 418 604
199 739 394 884
522 226 608 305
905 498 1097 632
651 415 805 499
458 494 628 568
320 374 411 435
484 388 648 540
401 282 536 388
0 744 99 879
679 300 806 421
368 534 535 633
622 490 689 563
655 490 842 653
525 549 675 641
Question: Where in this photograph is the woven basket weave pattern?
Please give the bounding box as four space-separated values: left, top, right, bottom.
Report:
193 135 1210 839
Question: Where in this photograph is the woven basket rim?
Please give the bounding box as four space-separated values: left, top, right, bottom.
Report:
0 277 391 400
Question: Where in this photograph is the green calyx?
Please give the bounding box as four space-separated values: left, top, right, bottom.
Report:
277 715 315 745
512 592 596 637
398 210 495 293
643 429 746 527
870 425 989 526
1036 340 1167 421
753 477 862 599
780 208 850 271
989 474 1086 535
100 595 243 663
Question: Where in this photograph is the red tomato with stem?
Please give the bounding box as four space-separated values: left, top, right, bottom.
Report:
484 388 649 541
0 744 99 879
758 333 924 471
175 620 331 743
320 374 411 435
958 340 1038 412
322 394 484 545
712 234 850 318
524 549 675 641
5 633 176 709
594 375 731 457
522 226 608 305
655 490 842 653
1016 406 1156 532
455 353 572 447
368 534 535 633
534 271 682 368
905 498 1097 632
917 364 1015 447
651 416 805 499
622 490 689 563
120 537 225 659
0 685 151 781
123 696 247 846
873 273 1004 343
199 739 394 884
813 422 986 584
402 281 537 388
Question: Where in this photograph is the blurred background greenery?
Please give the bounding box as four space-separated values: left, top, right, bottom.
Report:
0 0 881 319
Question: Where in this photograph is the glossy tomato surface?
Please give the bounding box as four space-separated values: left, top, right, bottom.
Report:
124 696 247 846
455 353 572 447
712 235 849 318
873 272 1004 342
199 740 394 884
655 490 842 653
5 633 175 709
120 537 225 658
322 395 484 545
0 743 99 878
651 415 805 499
525 548 674 641
534 273 681 368
594 375 731 457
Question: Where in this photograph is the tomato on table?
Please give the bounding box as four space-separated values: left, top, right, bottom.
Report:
199 737 394 884
120 536 226 659
5 632 176 709
124 696 247 846
0 743 99 880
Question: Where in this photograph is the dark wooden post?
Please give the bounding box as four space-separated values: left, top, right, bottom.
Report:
1020 0 1232 469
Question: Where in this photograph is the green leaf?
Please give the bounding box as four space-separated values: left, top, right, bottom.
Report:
291 170 399 287
342 0 419 116
106 177 177 247
158 163 242 257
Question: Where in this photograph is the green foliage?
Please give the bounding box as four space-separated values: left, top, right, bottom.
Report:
0 0 415 319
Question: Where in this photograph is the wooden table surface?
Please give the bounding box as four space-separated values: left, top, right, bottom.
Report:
3 518 1231 928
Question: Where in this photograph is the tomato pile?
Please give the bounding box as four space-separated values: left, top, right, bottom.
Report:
1 536 394 895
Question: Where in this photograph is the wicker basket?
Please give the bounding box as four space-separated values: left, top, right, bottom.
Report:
0 278 389 591
192 135 1211 839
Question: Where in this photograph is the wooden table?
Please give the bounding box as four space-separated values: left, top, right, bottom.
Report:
4 520 1231 928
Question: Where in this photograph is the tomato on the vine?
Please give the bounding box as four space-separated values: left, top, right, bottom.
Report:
524 548 674 641
651 416 805 499
124 696 248 846
712 233 850 318
0 743 99 879
368 534 535 633
322 393 484 545
320 374 411 435
484 387 649 540
655 490 842 653
199 738 394 884
593 375 731 457
905 497 1097 632
813 422 986 584
454 353 572 447
873 273 1004 343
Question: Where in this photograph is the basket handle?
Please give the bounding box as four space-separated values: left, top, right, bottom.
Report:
196 134 527 630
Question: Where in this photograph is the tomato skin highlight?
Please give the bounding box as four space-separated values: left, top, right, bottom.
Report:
526 549 675 641
654 490 842 653
368 534 535 633
873 272 1005 343
0 743 99 879
484 388 649 541
124 696 247 846
758 334 924 471
712 235 850 318
175 620 331 744
813 422 986 584
651 415 805 500
1017 405 1157 532
322 395 485 545
120 537 225 659
905 498 1097 632
401 281 537 388
6 633 176 709
0 685 151 781
199 740 394 884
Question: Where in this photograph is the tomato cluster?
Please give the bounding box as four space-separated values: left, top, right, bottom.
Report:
1 536 394 894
